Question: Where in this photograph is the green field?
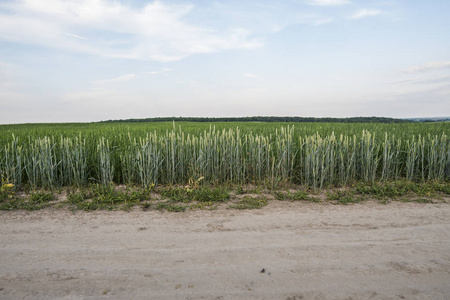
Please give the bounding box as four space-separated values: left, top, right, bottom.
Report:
1 121 449 190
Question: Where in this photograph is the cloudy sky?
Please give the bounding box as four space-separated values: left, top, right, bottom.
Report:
1 0 449 124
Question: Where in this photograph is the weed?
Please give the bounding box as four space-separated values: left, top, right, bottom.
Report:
326 190 362 204
193 187 230 202
141 202 151 210
30 192 55 203
159 187 189 202
228 196 267 210
67 192 85 204
425 181 450 195
3 191 57 210
247 187 263 194
273 191 288 200
273 190 319 202
1 180 15 201
0 198 22 210
66 184 142 210
185 176 204 191
291 190 310 201
190 202 216 210
355 182 405 199
127 188 152 202
155 202 187 212
159 186 230 203
354 180 449 201
306 195 321 202
236 185 245 195
401 198 433 203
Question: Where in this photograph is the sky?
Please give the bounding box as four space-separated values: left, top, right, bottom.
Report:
0 0 449 124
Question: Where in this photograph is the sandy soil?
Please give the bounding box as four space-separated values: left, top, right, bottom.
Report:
1 201 450 300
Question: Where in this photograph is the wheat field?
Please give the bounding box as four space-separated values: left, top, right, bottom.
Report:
1 121 449 189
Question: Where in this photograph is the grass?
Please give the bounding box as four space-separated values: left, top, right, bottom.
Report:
228 196 268 210
273 190 320 202
155 202 188 212
190 202 217 210
326 190 363 205
159 186 230 203
29 191 55 203
159 187 189 202
355 180 449 200
236 186 264 195
66 184 150 211
0 180 448 211
0 191 55 210
400 197 434 203
193 187 230 202
141 202 152 211
0 198 23 210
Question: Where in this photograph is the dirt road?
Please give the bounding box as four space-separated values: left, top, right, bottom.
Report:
1 201 450 299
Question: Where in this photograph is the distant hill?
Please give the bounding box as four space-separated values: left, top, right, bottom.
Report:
101 116 411 123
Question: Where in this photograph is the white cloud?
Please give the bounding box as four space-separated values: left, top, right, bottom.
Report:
392 75 450 85
402 61 450 73
143 68 174 76
64 33 87 40
94 74 136 85
94 68 173 85
383 83 450 114
244 73 257 78
312 17 333 25
290 15 334 27
0 0 263 62
59 87 157 122
0 61 27 97
350 9 385 19
307 0 350 6
0 61 16 88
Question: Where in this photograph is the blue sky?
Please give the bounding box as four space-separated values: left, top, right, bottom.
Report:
0 0 449 124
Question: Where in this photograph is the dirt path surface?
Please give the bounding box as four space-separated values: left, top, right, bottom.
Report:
1 201 450 300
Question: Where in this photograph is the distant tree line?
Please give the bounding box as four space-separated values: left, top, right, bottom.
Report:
101 116 412 123
407 117 450 123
